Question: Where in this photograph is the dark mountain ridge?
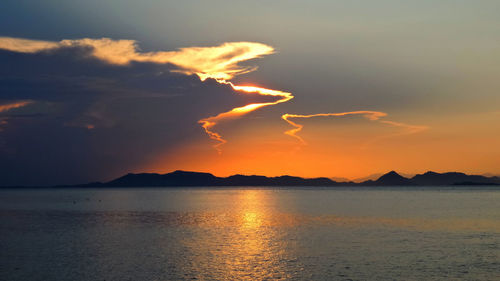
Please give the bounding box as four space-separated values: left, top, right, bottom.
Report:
362 171 412 186
103 170 341 187
411 171 499 186
3 170 499 188
68 170 500 187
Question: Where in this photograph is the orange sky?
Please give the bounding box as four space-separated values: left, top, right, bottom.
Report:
148 108 500 180
1 37 499 181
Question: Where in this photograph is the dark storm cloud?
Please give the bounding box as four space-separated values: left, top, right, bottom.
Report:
0 46 277 186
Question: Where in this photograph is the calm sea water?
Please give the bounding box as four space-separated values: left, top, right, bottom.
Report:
1 187 499 281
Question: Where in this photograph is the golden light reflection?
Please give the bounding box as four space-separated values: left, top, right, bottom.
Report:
237 190 267 230
176 189 299 280
169 190 499 280
242 212 261 228
224 190 294 279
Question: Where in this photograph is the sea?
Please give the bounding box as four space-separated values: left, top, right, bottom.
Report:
1 187 499 281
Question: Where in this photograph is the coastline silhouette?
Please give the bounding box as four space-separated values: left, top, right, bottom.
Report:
47 170 500 188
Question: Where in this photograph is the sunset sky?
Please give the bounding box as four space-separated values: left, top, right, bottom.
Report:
1 0 499 185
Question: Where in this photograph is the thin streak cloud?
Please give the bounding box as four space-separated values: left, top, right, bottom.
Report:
0 37 283 152
0 100 33 131
0 36 427 154
282 111 427 145
199 84 293 153
0 100 32 113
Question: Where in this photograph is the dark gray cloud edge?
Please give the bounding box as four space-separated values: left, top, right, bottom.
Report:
0 46 278 186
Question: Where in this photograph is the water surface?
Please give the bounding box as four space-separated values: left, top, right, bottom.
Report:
1 187 499 280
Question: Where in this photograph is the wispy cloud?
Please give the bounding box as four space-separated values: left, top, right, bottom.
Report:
0 100 33 132
199 85 293 153
0 37 273 81
0 37 286 152
0 100 32 113
282 111 427 145
0 36 427 158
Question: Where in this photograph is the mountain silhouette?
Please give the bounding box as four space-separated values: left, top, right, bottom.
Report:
362 171 412 186
4 170 499 188
106 170 219 187
411 171 498 186
65 170 500 188
103 171 341 187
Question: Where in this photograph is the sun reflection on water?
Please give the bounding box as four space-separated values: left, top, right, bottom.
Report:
242 212 261 228
175 189 300 280
238 190 265 228
169 189 500 280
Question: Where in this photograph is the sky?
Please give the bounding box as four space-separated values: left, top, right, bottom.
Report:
0 0 499 185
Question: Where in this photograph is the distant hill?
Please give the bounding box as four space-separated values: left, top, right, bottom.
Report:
97 170 342 187
361 171 413 186
352 173 383 183
411 171 499 186
106 171 219 187
67 170 500 188
3 170 499 188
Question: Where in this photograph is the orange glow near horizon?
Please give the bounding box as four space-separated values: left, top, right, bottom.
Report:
2 36 458 178
147 109 499 181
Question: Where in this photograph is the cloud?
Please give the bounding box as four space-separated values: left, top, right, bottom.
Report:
282 111 427 144
0 100 33 132
0 100 32 113
0 37 59 53
0 37 274 80
0 36 428 185
0 37 278 185
0 37 287 154
199 85 293 153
